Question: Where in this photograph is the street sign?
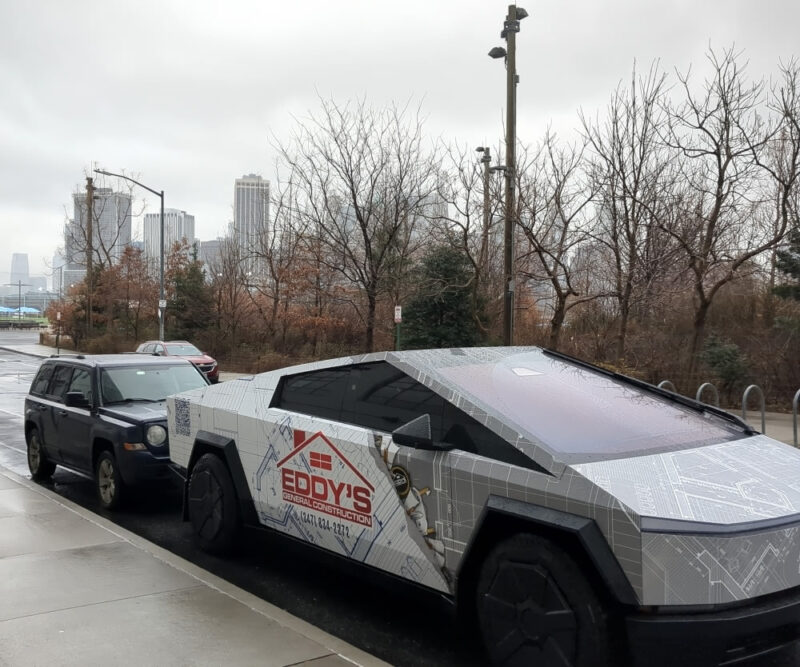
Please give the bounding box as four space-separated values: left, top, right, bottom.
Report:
394 306 402 323
159 299 167 309
56 311 61 320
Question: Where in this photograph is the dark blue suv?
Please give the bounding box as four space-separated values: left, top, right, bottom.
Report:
24 354 209 509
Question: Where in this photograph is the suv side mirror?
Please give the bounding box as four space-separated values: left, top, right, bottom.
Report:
64 391 90 409
392 414 452 450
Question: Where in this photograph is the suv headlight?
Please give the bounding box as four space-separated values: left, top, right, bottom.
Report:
145 425 167 446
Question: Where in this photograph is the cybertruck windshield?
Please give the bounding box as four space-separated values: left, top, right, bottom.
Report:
405 348 748 462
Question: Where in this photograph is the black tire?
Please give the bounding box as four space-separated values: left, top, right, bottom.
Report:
95 450 125 510
27 428 56 480
476 533 609 667
188 453 241 554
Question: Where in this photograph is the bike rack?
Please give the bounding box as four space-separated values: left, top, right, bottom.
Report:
793 389 800 448
657 380 676 392
741 384 765 434
696 382 720 407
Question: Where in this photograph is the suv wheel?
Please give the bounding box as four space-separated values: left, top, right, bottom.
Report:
476 533 609 667
96 450 125 510
27 428 56 480
188 453 241 554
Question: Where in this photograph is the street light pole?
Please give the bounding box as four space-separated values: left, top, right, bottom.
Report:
93 169 165 340
476 147 491 279
86 176 94 337
5 281 31 321
490 4 528 346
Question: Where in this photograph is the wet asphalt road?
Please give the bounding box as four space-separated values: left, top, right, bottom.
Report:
0 337 798 666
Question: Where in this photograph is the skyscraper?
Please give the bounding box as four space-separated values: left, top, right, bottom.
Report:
63 186 133 285
233 174 270 271
10 253 29 285
143 208 196 269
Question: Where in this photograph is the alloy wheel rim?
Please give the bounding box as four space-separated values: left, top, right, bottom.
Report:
98 459 115 504
29 436 41 470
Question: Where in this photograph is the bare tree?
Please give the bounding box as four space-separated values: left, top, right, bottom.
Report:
516 132 603 348
429 141 504 333
207 236 251 353
275 96 439 352
246 174 307 349
662 48 796 371
581 63 677 362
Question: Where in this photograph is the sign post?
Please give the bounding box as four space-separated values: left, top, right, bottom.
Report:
56 311 61 355
394 306 402 351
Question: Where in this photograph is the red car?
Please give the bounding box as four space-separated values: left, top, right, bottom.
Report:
136 340 219 383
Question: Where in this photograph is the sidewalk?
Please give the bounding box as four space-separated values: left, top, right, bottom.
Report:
0 466 385 666
0 342 387 667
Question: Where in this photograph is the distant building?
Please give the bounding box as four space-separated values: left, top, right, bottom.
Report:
29 276 47 291
143 209 196 269
233 174 270 272
199 237 224 273
63 186 133 283
10 253 29 285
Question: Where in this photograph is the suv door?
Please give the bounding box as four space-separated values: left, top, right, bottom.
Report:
27 363 57 460
39 363 74 463
56 366 95 472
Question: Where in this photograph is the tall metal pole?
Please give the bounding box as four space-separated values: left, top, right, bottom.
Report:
502 4 519 346
85 176 94 337
481 148 491 283
159 191 165 341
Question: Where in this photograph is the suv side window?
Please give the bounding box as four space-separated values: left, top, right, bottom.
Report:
343 362 445 439
48 365 74 401
68 368 93 404
30 364 55 396
273 366 351 421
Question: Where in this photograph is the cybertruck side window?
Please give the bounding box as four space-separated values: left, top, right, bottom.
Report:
342 362 446 439
273 366 351 421
441 402 543 469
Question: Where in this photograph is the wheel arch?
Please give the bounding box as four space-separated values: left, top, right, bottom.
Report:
183 430 258 525
91 436 114 466
454 495 639 626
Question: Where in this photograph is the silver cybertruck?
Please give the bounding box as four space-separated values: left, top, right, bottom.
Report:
167 347 800 666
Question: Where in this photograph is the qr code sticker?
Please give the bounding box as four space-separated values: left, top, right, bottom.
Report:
175 398 191 437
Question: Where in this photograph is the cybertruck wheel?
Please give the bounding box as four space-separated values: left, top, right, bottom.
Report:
476 533 609 667
27 428 56 480
188 453 241 554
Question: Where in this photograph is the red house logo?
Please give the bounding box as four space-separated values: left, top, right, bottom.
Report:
277 431 374 527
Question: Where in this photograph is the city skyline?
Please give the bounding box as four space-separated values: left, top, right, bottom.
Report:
2 1 799 281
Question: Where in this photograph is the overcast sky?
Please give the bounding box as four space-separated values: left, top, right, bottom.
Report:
1 0 798 284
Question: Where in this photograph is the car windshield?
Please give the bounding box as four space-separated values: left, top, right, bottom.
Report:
406 349 746 462
166 343 202 355
100 364 207 403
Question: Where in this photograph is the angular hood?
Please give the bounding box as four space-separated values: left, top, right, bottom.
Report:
572 434 800 528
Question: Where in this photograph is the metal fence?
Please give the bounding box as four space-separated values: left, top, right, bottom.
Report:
658 379 790 444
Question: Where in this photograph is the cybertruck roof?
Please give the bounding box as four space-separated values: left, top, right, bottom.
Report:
339 346 748 468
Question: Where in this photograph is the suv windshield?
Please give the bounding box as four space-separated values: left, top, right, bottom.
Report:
101 364 207 403
166 343 202 355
